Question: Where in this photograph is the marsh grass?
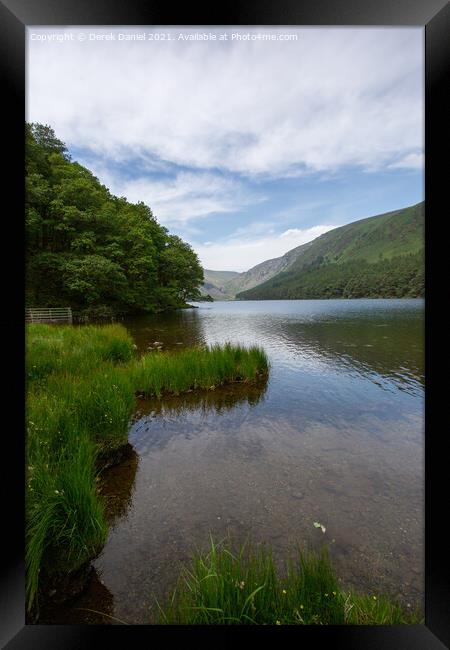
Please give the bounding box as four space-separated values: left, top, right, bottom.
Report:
26 323 134 384
26 430 108 609
157 536 422 625
343 592 422 625
26 324 268 611
132 343 268 398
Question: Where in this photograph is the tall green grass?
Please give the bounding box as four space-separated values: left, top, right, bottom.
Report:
26 423 107 609
26 323 134 384
26 324 268 611
132 343 268 398
157 536 422 625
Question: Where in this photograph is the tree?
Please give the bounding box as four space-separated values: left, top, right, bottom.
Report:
25 122 205 315
158 235 204 306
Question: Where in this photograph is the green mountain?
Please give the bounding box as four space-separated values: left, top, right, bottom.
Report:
201 242 316 300
222 242 314 298
236 202 424 300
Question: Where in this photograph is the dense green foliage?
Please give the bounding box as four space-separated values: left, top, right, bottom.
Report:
237 203 424 300
158 536 422 625
26 123 204 317
26 324 268 610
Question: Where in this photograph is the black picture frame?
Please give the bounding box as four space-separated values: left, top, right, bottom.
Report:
1 1 448 648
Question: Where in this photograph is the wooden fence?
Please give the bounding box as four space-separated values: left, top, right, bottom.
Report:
25 307 73 324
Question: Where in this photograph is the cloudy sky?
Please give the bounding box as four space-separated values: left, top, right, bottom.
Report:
27 27 424 272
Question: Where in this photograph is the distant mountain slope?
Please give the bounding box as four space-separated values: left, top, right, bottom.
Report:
204 270 240 284
201 242 315 300
201 269 240 300
236 202 424 300
224 241 314 297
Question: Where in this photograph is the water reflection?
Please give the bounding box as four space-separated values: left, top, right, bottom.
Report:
134 380 267 418
98 445 139 524
129 381 268 454
268 313 424 394
56 300 424 624
122 308 206 354
38 568 116 625
123 301 424 395
189 299 424 396
38 446 140 624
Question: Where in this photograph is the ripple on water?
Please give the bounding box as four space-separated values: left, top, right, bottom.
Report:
61 300 424 623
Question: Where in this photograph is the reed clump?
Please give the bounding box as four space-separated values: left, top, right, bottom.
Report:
132 343 268 398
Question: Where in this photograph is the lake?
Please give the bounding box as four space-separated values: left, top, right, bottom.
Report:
46 299 424 624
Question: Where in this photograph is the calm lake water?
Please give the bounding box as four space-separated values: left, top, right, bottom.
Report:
46 299 424 624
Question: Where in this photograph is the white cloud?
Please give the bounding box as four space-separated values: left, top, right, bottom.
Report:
387 152 424 170
194 224 337 272
74 160 265 224
27 27 424 178
280 228 310 238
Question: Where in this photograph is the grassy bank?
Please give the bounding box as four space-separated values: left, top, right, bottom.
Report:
26 324 269 612
158 537 422 625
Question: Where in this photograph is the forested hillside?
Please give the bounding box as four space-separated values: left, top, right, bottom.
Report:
25 123 204 318
237 203 424 300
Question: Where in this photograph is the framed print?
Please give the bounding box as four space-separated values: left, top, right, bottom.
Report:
1 0 448 648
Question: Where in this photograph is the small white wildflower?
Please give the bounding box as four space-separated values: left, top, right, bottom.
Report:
313 521 326 533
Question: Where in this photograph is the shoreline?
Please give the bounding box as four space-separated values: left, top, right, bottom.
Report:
26 325 269 619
